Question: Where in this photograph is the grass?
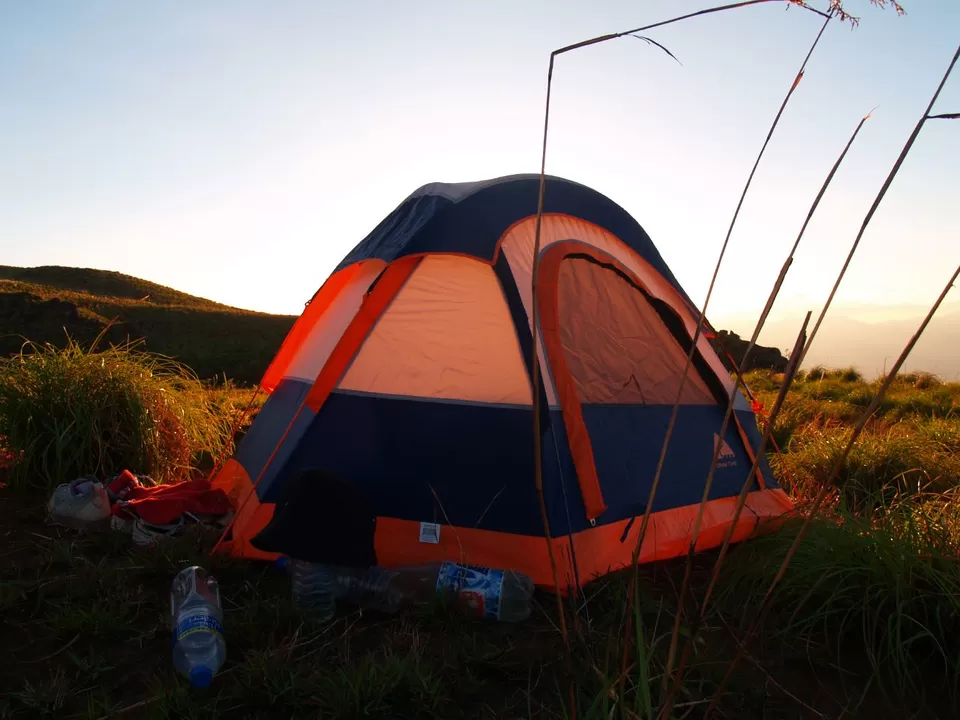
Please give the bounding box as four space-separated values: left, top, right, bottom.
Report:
746 369 960 505
717 502 960 710
0 338 252 492
0 510 559 719
2 344 959 717
0 506 836 719
729 368 960 715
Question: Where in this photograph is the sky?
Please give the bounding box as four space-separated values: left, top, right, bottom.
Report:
2 1 958 373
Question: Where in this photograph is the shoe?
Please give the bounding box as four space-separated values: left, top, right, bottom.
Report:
48 477 112 531
132 516 186 547
110 505 136 534
183 508 235 529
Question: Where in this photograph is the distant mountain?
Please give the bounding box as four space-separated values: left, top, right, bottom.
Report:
719 302 960 381
0 265 296 383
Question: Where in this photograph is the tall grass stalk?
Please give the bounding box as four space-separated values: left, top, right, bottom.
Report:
528 4 831 711
627 4 830 564
707 262 960 716
634 13 833 706
569 571 717 720
661 104 870 707
529 8 835 717
0 337 234 491
800 42 960 366
661 311 811 717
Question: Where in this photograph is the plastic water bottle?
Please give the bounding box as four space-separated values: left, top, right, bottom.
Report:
170 566 226 689
330 562 535 622
289 559 336 623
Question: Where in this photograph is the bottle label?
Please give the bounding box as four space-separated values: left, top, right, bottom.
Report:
176 609 223 642
436 562 505 621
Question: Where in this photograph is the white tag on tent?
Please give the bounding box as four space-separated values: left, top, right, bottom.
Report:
419 522 440 544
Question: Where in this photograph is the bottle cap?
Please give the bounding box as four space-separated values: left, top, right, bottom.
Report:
190 665 213 689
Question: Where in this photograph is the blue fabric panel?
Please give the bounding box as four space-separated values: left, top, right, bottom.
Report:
541 415 588 538
493 253 550 436
269 391 584 537
248 397 777 540
234 379 316 500
580 404 762 526
734 408 778 489
733 389 752 412
335 175 693 308
339 191 452 272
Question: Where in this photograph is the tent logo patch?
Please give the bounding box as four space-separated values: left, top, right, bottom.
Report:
419 522 440 544
713 433 737 468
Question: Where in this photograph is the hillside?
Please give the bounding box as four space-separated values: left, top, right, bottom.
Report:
1 265 789 384
0 266 296 383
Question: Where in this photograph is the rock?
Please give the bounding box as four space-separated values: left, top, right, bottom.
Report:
709 329 787 373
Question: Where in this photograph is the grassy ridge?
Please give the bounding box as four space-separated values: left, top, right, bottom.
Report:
0 266 296 384
0 266 234 310
745 368 960 504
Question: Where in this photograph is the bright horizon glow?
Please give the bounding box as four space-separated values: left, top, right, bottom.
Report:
2 1 958 375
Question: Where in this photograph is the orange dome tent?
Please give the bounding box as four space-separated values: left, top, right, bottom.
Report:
211 174 793 589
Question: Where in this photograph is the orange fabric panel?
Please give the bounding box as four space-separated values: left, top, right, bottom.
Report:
537 251 607 521
499 214 735 396
209 458 278 561
571 489 795 584
371 488 792 591
261 264 362 393
209 457 249 505
555 256 715 405
537 242 733 521
282 261 386 386
374 517 559 588
339 256 532 405
305 257 421 413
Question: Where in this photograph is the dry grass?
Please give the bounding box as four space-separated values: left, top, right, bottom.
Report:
0 338 246 491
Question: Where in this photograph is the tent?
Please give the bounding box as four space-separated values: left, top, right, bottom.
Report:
211 174 793 589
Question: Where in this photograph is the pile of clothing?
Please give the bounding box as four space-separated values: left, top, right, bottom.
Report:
47 470 234 546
